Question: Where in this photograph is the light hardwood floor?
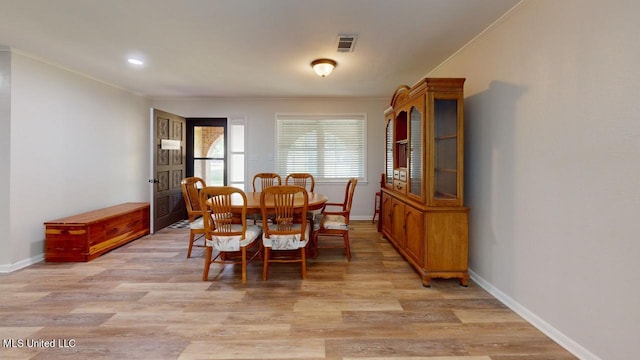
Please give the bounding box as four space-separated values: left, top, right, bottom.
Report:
0 221 576 360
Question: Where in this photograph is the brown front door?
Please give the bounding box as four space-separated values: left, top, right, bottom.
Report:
151 109 187 232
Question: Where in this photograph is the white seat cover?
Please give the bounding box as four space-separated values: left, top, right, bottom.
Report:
206 224 262 252
314 213 348 230
263 224 310 250
190 216 204 230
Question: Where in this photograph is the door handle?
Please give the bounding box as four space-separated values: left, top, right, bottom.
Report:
148 179 160 183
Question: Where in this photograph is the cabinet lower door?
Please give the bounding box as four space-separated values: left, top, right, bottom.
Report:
381 192 394 236
404 205 423 265
392 199 406 247
425 210 469 273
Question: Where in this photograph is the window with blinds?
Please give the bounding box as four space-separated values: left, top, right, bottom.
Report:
276 114 367 182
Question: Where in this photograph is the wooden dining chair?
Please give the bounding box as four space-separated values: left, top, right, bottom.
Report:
312 178 358 261
285 173 315 192
250 173 282 224
199 186 263 283
286 172 318 233
260 185 310 280
252 173 282 191
180 177 207 258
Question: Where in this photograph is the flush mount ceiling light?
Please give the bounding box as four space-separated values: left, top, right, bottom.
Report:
311 58 337 77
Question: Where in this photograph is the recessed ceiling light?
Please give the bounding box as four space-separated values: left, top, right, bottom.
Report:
127 58 144 65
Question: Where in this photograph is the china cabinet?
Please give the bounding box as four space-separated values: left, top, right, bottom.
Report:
381 78 469 286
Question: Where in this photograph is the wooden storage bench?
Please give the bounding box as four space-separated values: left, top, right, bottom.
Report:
45 202 150 262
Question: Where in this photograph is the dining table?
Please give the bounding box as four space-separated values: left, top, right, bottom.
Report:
243 191 328 214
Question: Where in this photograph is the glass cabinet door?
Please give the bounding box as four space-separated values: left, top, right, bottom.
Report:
433 99 458 200
385 118 393 185
409 106 422 197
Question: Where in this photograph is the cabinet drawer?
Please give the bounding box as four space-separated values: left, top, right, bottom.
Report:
393 180 407 194
398 170 407 181
393 169 407 181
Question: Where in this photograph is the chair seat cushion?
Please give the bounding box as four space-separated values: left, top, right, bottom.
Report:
206 224 262 252
314 214 348 230
190 216 204 230
263 224 310 250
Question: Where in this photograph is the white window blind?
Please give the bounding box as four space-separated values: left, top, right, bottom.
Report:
276 114 367 182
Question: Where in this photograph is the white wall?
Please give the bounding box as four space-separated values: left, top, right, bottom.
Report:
430 1 640 359
151 98 388 220
2 52 150 270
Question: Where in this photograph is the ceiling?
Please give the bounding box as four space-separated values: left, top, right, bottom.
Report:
0 0 520 99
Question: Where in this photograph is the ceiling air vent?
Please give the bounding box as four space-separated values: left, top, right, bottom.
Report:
337 34 358 52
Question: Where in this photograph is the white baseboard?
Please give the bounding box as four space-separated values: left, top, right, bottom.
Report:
469 269 600 360
0 254 44 273
351 215 376 221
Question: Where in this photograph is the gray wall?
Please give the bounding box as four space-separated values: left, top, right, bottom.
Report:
0 49 11 267
430 1 640 359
